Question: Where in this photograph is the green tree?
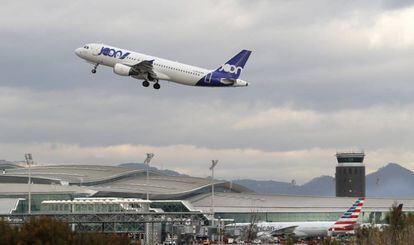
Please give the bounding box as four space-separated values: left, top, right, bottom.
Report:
386 203 405 244
18 217 73 245
72 232 130 245
0 218 133 245
0 220 19 245
355 203 414 245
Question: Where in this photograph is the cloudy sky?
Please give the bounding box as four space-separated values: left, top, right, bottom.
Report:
1 0 414 183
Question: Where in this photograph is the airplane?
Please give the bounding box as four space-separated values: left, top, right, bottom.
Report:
75 43 251 89
226 197 365 239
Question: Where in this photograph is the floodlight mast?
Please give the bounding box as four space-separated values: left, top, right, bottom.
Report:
24 154 33 214
210 160 218 227
144 153 154 201
143 153 154 245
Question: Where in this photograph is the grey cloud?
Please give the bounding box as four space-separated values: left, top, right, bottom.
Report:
381 0 414 10
2 87 414 153
1 1 413 108
1 1 414 181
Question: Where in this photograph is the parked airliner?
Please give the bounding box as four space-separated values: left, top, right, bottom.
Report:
75 43 251 89
227 197 365 239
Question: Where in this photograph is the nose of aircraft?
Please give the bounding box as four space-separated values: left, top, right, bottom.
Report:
75 48 82 57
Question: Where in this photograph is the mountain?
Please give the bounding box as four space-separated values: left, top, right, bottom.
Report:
234 179 302 195
0 160 22 169
234 176 335 196
299 175 335 196
234 163 414 198
366 163 414 198
118 162 188 177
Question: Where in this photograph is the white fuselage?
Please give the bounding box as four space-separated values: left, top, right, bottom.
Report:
257 221 334 238
228 198 365 240
75 43 248 87
230 221 335 238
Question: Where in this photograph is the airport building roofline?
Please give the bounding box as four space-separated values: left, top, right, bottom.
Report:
42 197 151 205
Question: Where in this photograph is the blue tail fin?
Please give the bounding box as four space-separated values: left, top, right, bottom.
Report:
215 50 252 79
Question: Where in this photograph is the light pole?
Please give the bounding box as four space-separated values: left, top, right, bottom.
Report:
144 153 154 200
143 153 154 245
24 153 33 214
210 160 218 228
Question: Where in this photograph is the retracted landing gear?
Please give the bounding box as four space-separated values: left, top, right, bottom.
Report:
91 63 99 74
142 80 150 87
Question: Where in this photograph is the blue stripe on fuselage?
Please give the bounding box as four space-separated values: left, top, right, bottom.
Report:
195 72 233 87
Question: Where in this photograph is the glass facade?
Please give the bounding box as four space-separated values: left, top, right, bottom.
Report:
7 195 396 225
41 198 147 213
336 152 365 164
337 157 364 163
3 195 402 227
41 202 129 213
71 222 145 233
38 198 153 234
150 202 191 212
4 194 78 214
216 211 389 224
40 199 193 214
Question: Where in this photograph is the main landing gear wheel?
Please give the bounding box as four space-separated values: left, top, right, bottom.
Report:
142 80 150 87
91 63 99 74
153 83 161 90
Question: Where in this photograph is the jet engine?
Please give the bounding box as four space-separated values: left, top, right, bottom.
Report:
113 63 135 76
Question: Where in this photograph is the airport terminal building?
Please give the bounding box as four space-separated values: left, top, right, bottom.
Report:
1 164 413 225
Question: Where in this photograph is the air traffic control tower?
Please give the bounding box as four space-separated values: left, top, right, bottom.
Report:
335 152 366 197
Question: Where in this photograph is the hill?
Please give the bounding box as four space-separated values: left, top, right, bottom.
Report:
366 163 414 198
118 162 188 177
234 163 414 198
234 175 335 196
0 160 22 170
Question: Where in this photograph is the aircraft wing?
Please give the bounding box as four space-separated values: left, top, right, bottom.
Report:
131 60 158 79
271 225 298 236
256 231 272 238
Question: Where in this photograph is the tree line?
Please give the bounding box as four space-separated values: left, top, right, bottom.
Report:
0 217 136 245
353 203 414 245
321 203 414 245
